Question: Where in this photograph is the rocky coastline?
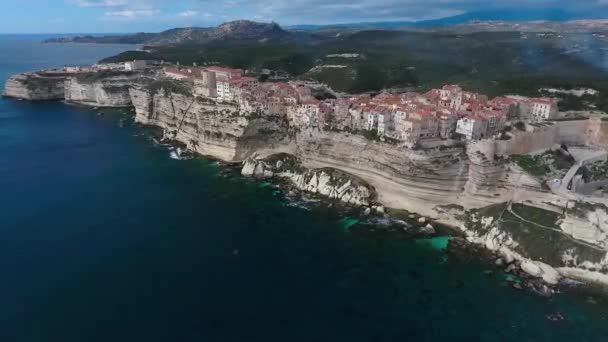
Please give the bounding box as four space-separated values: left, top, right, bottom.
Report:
4 68 608 292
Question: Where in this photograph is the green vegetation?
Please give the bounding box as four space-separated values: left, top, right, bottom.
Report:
580 159 608 182
461 202 605 265
567 201 608 218
512 155 551 176
459 202 508 232
263 153 305 173
511 203 561 229
512 151 573 179
104 30 608 111
103 85 130 93
145 78 193 97
44 33 155 44
101 30 608 110
74 70 135 83
359 129 381 141
23 76 63 91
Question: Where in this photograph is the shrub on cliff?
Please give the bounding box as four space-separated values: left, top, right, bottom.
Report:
23 76 63 91
74 70 135 83
146 79 193 97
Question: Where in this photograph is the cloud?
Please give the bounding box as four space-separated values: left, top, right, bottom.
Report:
104 9 160 19
206 0 608 24
178 10 198 17
65 0 608 28
73 0 127 7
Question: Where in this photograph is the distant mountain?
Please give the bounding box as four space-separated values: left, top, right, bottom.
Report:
417 9 608 26
44 20 290 46
289 9 608 30
45 15 608 48
43 32 156 44
145 20 288 46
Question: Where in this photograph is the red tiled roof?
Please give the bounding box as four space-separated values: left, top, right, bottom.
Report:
442 84 462 92
206 66 242 74
527 97 557 105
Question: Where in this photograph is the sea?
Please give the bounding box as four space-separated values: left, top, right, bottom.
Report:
1 34 607 341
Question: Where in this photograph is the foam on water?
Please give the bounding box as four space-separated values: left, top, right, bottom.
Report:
362 216 409 228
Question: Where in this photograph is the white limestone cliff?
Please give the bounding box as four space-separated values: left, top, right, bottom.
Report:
242 154 375 206
2 73 66 100
129 83 290 161
64 75 135 107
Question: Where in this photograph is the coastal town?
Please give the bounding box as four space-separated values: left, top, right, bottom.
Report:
51 59 563 147
4 58 608 291
161 63 560 145
5 2 608 336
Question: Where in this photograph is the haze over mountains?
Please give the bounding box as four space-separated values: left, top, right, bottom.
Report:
289 9 608 30
44 20 292 46
44 16 608 47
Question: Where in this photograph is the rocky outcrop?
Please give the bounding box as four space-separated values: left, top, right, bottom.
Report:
163 21 286 46
560 203 608 249
520 260 561 285
242 154 375 206
2 73 66 100
64 74 136 107
459 202 608 286
8 67 608 288
129 81 289 161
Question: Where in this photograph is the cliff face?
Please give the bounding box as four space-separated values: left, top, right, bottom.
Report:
64 75 136 107
2 73 66 100
292 128 480 212
242 154 375 206
129 85 289 161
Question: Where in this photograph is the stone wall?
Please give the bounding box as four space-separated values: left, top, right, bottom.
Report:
495 121 588 156
586 116 608 148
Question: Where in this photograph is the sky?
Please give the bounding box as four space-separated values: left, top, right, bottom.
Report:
1 0 607 33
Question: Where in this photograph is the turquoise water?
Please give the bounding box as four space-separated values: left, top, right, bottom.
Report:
1 35 608 341
416 236 451 251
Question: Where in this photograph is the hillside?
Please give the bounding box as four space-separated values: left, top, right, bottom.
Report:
101 28 608 109
44 20 291 46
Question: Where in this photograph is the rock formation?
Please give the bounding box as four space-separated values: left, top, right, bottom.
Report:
129 81 290 161
293 128 485 211
64 73 137 107
242 154 375 206
2 73 66 100
6 68 608 286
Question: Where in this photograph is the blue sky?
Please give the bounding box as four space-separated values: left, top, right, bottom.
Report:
1 0 607 33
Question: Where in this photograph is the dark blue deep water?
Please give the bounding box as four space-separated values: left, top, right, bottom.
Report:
1 35 608 341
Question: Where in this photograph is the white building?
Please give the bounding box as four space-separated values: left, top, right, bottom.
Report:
528 98 558 121
206 66 242 80
366 113 377 130
124 60 147 71
377 113 394 135
216 79 233 101
456 117 488 140
216 77 258 102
